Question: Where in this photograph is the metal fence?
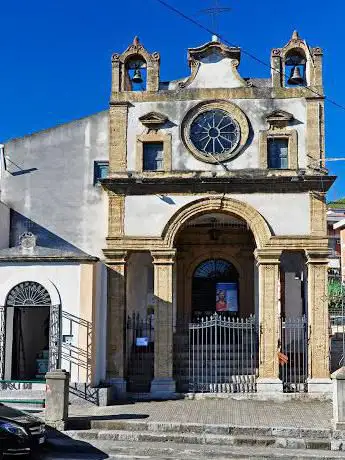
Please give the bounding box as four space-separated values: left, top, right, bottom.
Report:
175 314 257 393
126 313 154 393
280 316 307 393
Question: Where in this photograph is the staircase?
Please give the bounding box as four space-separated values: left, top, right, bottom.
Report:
174 331 258 393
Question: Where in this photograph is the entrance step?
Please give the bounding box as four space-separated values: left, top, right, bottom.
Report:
63 420 345 452
0 398 45 412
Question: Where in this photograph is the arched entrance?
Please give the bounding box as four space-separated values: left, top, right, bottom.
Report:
192 258 239 320
2 282 52 380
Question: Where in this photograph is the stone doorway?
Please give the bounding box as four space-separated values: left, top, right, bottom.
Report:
175 212 256 325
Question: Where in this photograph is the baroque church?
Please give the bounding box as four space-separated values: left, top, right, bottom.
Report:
0 31 335 401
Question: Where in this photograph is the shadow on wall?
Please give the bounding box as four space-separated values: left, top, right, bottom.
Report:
10 210 82 252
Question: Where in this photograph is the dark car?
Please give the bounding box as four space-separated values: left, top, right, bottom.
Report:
0 403 45 457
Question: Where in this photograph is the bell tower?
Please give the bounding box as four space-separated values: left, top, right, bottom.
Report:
271 30 323 91
111 36 160 94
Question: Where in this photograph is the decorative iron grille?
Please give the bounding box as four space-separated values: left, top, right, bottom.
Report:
6 281 51 307
49 304 62 372
126 313 154 393
175 314 258 393
0 307 5 380
280 316 308 393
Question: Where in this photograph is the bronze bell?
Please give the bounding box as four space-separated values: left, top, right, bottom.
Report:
287 66 305 86
132 68 143 84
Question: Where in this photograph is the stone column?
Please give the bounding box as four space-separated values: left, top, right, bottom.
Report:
306 250 332 394
150 249 176 397
106 250 128 398
255 249 283 393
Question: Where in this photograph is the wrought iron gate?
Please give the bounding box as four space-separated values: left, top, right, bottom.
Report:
280 316 308 393
175 314 258 393
0 307 5 379
127 313 154 393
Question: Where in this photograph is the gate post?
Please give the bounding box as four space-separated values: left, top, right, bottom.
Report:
255 249 283 393
306 250 332 395
106 250 128 399
45 369 69 430
150 249 176 397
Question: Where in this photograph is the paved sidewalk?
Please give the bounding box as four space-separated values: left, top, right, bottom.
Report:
67 399 332 429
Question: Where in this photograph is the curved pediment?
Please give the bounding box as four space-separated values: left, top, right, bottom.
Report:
265 110 294 128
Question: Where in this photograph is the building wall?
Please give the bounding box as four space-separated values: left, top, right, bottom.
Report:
127 98 307 172
2 112 109 258
124 193 310 237
0 202 10 249
0 262 107 384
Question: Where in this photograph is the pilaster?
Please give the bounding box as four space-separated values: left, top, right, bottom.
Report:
150 249 176 397
106 250 128 398
109 102 129 173
310 192 327 237
108 192 125 237
306 250 331 394
255 249 283 393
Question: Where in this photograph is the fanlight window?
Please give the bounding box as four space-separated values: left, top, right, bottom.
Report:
194 259 236 279
6 282 51 307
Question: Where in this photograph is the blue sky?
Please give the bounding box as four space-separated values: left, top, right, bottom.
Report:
0 0 343 200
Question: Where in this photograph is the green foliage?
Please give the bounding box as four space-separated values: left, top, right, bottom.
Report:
328 278 345 310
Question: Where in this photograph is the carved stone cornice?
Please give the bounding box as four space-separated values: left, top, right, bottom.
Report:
254 248 282 265
151 249 176 265
305 249 330 265
103 249 128 265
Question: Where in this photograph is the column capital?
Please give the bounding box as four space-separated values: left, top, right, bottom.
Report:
254 248 282 266
103 249 128 265
305 249 329 265
151 249 176 265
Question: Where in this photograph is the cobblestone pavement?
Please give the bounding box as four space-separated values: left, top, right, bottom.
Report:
68 399 332 429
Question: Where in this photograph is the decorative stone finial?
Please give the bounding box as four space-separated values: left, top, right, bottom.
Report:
291 30 300 40
133 36 140 46
19 232 37 251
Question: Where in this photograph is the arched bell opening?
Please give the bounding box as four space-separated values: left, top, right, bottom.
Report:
124 55 147 91
174 211 256 325
2 281 53 381
284 49 307 87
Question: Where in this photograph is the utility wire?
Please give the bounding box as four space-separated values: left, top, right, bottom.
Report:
155 0 345 113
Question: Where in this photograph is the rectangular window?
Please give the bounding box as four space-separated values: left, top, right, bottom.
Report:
94 161 109 185
143 142 164 171
267 138 288 169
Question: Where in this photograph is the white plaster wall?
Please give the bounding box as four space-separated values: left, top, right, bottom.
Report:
188 55 246 89
127 98 307 171
0 202 10 249
2 112 108 258
124 193 310 237
0 263 81 381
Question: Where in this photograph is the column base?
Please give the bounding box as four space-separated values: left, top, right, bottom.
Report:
307 378 332 395
256 377 283 394
108 378 127 400
150 378 176 398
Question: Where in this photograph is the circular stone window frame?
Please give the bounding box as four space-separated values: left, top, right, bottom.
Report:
181 100 250 164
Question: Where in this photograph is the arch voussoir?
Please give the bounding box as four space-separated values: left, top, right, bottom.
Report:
162 196 272 249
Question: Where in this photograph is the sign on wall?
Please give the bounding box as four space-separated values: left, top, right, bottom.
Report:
216 282 238 313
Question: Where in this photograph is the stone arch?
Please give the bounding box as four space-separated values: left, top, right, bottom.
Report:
162 196 272 249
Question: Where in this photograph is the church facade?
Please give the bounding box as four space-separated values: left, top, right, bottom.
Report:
0 31 335 400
